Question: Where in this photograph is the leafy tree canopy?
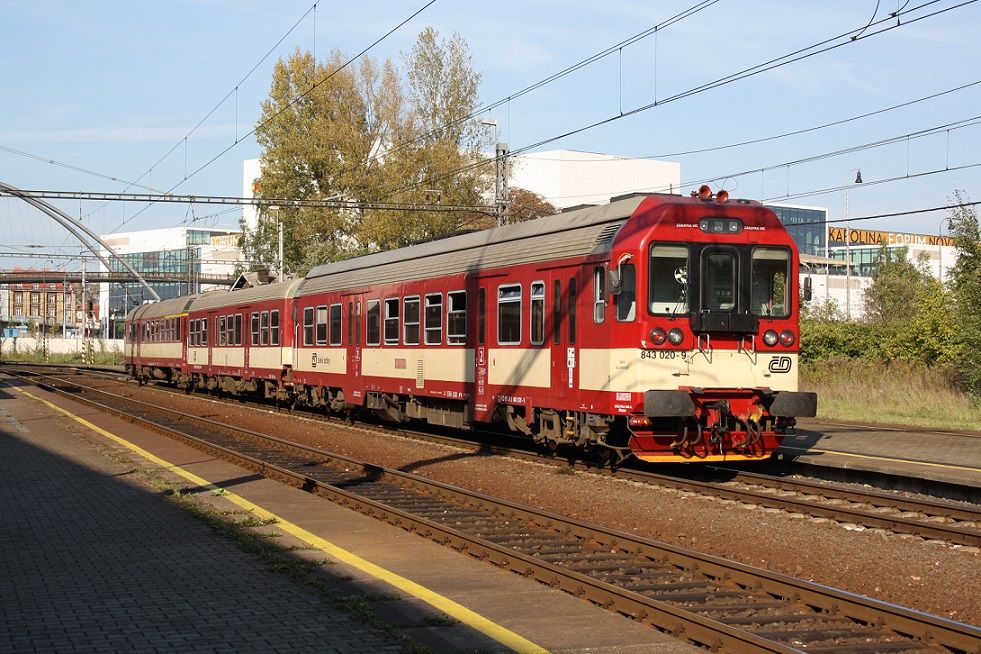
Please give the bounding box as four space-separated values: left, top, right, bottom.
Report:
243 29 492 275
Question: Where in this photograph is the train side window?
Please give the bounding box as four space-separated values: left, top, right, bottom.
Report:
497 284 522 345
447 291 467 345
251 313 259 346
303 307 315 346
366 300 380 346
176 318 182 343
568 278 577 345
593 267 606 324
424 293 442 345
477 288 486 345
650 244 690 315
355 302 361 346
270 310 280 345
219 316 227 346
329 303 342 346
384 298 400 345
234 314 242 346
202 318 208 346
260 311 269 346
553 280 561 344
316 305 328 345
530 281 545 345
403 296 420 345
615 263 637 321
347 302 353 346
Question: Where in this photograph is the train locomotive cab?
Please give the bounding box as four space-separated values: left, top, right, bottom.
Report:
614 187 816 462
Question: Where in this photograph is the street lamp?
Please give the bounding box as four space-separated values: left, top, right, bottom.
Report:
844 169 862 320
937 216 952 284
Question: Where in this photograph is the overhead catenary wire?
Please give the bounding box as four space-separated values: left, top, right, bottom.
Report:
108 0 437 237
380 0 975 204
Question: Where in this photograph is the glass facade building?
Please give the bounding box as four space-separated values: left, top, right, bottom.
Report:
100 227 240 337
766 204 827 257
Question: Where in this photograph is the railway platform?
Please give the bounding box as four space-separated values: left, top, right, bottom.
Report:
0 372 695 654
778 419 981 501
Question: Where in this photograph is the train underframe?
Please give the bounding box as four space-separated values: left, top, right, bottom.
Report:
129 364 805 464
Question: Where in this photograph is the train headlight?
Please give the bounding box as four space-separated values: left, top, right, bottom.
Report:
650 327 667 345
667 328 684 345
763 330 779 346
779 330 796 347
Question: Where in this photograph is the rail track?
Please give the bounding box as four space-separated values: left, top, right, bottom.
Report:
11 364 981 548
6 367 980 653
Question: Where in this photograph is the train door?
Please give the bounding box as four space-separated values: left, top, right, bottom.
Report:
243 310 252 377
472 280 492 422
180 314 188 372
346 295 364 404
550 271 580 399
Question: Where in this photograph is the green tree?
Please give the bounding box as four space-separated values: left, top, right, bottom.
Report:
507 187 559 224
947 190 981 398
246 29 490 272
861 245 921 324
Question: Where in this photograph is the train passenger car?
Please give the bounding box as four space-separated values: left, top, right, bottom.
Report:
182 279 302 398
124 294 197 384
291 188 815 462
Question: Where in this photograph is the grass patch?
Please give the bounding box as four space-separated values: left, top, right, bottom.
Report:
801 358 981 430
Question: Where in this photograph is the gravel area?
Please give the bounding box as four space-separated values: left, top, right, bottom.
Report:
96 378 981 626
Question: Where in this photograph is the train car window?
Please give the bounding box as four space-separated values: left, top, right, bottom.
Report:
234 314 243 346
424 293 442 345
384 298 400 345
649 245 690 315
403 297 420 345
478 288 486 345
260 311 270 345
751 248 791 318
447 291 466 345
593 268 606 324
270 310 280 345
347 302 353 346
615 263 637 322
497 284 522 345
553 281 561 345
703 252 736 311
329 303 342 346
176 319 181 343
303 307 315 346
251 313 260 346
202 318 208 346
316 305 328 346
219 316 227 346
530 282 545 345
568 278 577 345
366 300 380 346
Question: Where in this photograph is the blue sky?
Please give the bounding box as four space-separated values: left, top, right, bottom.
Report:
2 0 979 268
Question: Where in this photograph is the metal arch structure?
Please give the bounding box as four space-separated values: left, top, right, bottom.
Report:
0 181 161 301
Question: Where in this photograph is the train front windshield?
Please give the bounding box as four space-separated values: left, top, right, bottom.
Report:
649 245 791 318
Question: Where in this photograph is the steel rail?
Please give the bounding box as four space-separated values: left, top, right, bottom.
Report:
10 369 981 654
17 364 981 547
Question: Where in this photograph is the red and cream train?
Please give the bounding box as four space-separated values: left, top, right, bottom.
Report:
125 189 816 463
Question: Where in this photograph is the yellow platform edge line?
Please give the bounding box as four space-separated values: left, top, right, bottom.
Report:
17 388 549 654
778 445 981 472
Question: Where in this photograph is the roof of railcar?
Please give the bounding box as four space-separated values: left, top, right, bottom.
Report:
125 294 200 321
299 194 651 295
188 277 304 311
